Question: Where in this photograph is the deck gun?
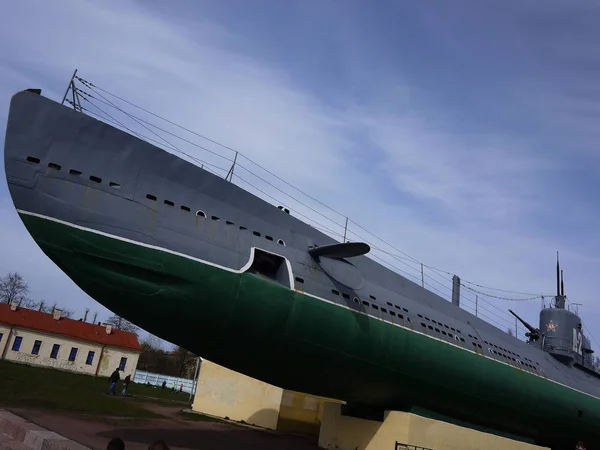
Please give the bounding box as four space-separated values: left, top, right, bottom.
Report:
509 309 542 342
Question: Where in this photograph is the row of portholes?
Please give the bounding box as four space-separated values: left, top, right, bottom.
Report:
24 156 289 248
487 347 538 371
332 287 413 321
421 322 464 342
418 313 462 335
294 277 414 323
26 157 122 189
482 338 535 365
144 193 286 247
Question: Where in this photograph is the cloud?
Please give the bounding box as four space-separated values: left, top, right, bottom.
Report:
2 0 600 350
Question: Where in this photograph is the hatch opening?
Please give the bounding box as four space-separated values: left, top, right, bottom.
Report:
246 248 291 288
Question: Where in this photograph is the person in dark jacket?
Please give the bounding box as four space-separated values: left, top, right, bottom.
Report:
107 368 120 395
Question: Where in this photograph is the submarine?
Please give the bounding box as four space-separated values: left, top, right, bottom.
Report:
3 79 600 449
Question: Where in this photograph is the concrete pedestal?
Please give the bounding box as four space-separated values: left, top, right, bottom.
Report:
318 403 550 450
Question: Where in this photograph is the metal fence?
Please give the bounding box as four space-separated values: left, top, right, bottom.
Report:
133 370 197 395
395 443 434 450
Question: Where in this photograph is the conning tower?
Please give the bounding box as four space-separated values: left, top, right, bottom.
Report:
539 253 592 366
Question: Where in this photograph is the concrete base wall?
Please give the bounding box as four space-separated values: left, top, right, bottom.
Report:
277 390 344 435
191 359 283 430
318 402 550 450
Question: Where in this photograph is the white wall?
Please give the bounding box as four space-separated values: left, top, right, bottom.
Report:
0 324 139 378
97 345 140 378
0 324 11 360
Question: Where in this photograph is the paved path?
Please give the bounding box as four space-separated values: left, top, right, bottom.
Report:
0 432 28 450
7 405 319 450
0 409 91 450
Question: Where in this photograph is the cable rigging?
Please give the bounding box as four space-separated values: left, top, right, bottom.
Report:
63 71 558 341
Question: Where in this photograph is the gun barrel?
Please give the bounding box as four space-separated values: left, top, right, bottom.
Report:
508 309 538 335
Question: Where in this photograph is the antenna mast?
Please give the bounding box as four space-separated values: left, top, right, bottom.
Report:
555 251 566 309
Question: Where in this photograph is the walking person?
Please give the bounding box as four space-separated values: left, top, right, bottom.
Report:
121 374 131 396
107 368 120 395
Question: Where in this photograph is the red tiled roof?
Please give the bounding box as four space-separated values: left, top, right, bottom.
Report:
0 304 142 351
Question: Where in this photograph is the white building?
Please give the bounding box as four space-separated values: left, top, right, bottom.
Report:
0 303 141 378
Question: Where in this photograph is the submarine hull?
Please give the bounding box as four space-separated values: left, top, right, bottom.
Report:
4 89 600 448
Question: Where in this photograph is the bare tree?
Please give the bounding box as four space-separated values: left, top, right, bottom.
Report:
59 308 75 319
173 345 197 378
142 334 163 350
32 301 74 318
0 272 29 304
105 314 139 334
17 296 38 309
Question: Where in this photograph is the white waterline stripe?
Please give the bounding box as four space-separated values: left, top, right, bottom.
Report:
17 209 600 403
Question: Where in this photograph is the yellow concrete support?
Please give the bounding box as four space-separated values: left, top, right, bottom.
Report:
319 402 550 450
277 389 345 435
191 359 283 430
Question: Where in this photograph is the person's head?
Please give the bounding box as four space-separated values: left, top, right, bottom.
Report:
576 441 586 450
107 437 125 450
148 440 169 450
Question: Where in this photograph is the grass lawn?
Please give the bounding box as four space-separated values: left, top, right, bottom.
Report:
0 360 190 418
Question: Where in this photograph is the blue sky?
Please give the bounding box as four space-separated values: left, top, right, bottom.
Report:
2 0 600 350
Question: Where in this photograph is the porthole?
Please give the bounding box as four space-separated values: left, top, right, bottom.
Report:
277 239 286 246
196 210 207 218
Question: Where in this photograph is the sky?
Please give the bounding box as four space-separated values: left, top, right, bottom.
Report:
2 0 600 351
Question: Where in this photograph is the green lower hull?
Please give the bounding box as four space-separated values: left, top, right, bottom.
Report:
17 212 600 445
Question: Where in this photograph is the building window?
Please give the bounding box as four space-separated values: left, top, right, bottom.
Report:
68 347 78 362
31 340 42 355
50 344 60 359
86 350 95 365
119 357 127 371
11 336 22 351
